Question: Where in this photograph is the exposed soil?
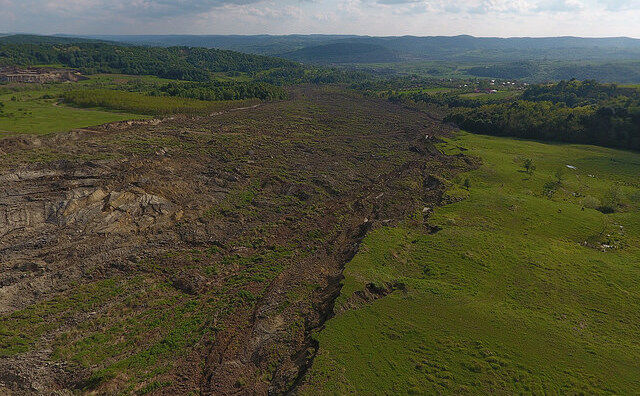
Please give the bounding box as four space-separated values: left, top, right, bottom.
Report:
0 67 87 84
0 86 472 395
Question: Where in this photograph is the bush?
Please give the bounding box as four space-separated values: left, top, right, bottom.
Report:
523 158 536 175
543 181 560 197
582 195 600 209
601 185 623 212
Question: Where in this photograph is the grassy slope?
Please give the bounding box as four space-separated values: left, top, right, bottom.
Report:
302 132 640 394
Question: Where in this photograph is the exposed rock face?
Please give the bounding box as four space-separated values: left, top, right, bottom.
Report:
0 161 178 315
0 172 176 239
49 187 176 234
0 67 87 84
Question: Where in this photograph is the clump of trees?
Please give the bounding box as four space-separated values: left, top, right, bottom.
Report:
156 81 287 101
599 185 624 213
543 168 565 197
446 80 640 151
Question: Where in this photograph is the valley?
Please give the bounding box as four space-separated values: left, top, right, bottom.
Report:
0 85 466 394
0 33 639 395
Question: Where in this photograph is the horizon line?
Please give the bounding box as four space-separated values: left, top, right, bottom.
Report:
3 32 640 40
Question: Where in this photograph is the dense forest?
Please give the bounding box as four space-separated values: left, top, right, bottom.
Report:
0 41 378 87
0 42 296 81
446 80 640 150
3 35 640 83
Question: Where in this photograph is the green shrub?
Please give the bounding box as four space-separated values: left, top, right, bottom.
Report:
600 185 623 213
582 195 601 209
523 158 536 175
543 181 560 197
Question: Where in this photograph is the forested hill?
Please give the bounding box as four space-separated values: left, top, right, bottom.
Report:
283 42 400 64
0 41 298 81
78 34 640 62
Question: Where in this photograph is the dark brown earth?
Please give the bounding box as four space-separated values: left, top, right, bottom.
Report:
0 86 473 395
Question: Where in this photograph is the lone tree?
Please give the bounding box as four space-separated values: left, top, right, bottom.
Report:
523 158 536 175
554 167 565 183
463 177 471 190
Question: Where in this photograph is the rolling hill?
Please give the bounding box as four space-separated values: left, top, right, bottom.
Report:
282 42 400 64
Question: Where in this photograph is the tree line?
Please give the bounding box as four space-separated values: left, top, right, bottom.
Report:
155 81 288 101
62 89 260 116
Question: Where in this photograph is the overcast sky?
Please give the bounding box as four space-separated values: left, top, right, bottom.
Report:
1 0 639 38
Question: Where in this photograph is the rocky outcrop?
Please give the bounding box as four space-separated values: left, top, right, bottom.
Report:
0 162 180 315
48 187 177 234
1 182 176 238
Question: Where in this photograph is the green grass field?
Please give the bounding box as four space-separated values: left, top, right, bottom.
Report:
302 132 640 394
459 90 521 102
355 61 475 79
0 94 147 135
0 79 149 135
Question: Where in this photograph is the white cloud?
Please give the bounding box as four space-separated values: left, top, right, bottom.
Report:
0 0 638 37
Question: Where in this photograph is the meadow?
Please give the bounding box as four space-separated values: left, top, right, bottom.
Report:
302 132 640 394
0 85 147 135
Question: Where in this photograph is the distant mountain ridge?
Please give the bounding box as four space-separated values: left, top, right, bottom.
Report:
0 34 109 45
71 34 640 63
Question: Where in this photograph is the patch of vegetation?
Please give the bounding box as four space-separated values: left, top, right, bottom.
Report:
0 279 125 357
157 80 287 101
302 132 640 394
